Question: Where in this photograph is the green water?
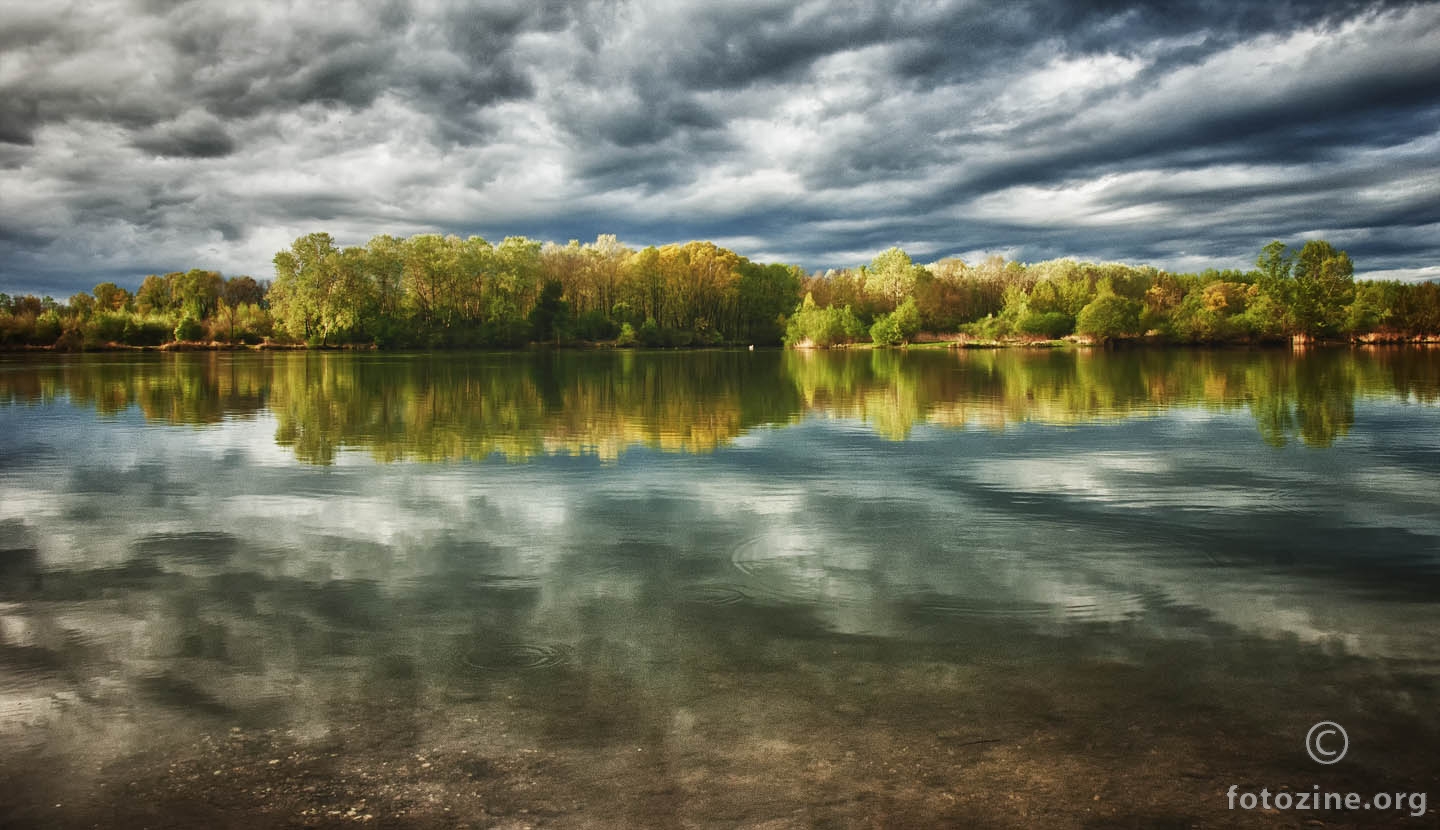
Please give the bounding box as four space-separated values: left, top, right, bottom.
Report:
1 348 1437 827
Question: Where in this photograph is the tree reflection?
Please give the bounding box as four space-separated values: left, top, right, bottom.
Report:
1 347 1434 461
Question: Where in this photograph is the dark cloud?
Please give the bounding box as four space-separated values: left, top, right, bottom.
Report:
1 0 1438 296
132 119 236 158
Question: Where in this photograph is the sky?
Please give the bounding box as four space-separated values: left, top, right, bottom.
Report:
1 0 1438 297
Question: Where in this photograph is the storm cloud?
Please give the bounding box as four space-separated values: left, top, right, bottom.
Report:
1 0 1438 295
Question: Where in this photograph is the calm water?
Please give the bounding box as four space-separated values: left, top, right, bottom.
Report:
1 348 1438 828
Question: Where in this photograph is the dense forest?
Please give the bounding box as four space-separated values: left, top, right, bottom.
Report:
2 233 1437 350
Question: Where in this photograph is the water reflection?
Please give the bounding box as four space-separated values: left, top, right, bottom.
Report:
0 348 1438 826
2 347 1437 462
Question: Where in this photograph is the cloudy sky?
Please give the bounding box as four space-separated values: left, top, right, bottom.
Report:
1 0 1438 296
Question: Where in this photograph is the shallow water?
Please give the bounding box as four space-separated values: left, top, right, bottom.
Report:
1 348 1437 827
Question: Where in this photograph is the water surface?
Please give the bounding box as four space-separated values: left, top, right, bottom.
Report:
1 348 1437 827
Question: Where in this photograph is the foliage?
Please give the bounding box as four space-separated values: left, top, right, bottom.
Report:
863 247 923 306
3 235 1438 351
1291 240 1355 338
174 316 204 342
616 322 637 347
1076 293 1142 340
870 298 922 346
784 294 866 347
528 281 571 344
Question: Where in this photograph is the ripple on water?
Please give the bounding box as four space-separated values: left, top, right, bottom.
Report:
910 589 1150 623
730 534 870 606
461 642 574 671
678 584 750 606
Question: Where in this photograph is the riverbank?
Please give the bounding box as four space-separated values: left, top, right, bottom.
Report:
3 333 1438 353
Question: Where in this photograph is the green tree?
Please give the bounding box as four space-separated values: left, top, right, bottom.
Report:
1076 293 1142 340
135 274 172 314
737 261 802 344
93 282 130 311
172 269 224 319
1291 240 1354 338
528 281 570 344
174 316 204 342
871 297 921 345
785 294 866 347
1256 240 1293 294
68 292 96 319
271 233 348 344
863 247 922 306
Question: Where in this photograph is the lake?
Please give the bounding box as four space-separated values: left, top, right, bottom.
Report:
1 347 1437 828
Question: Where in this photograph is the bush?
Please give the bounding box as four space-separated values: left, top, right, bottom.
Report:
870 314 903 346
34 310 62 345
892 297 921 339
870 297 922 345
1076 294 1142 340
574 310 619 341
0 312 37 345
962 313 1010 340
784 297 866 347
86 311 129 345
125 315 173 346
616 322 637 347
662 327 695 348
1016 311 1075 338
174 316 204 342
637 317 663 347
54 327 85 351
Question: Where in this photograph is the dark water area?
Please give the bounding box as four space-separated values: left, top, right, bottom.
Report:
0 348 1437 828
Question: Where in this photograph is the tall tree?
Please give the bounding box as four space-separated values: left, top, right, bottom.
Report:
271 233 344 343
864 247 922 306
1291 240 1354 338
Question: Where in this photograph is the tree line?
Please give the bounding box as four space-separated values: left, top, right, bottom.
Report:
2 233 1437 349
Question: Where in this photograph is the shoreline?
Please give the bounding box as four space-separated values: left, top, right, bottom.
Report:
2 335 1438 354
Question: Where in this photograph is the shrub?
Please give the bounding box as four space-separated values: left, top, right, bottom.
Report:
616 322 637 347
1016 311 1075 338
1076 294 1142 340
784 296 866 347
870 314 902 346
34 310 63 345
174 316 204 342
637 317 662 347
125 315 173 346
574 309 618 341
86 311 129 345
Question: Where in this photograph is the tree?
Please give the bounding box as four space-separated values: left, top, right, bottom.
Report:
1076 293 1142 340
68 292 96 319
172 269 224 319
93 282 130 311
271 232 347 344
870 315 901 346
871 297 922 345
528 280 569 344
1256 240 1293 293
1253 240 1295 333
863 247 922 306
174 316 204 342
785 294 866 347
135 274 172 314
1291 240 1354 338
737 261 802 344
223 276 265 308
